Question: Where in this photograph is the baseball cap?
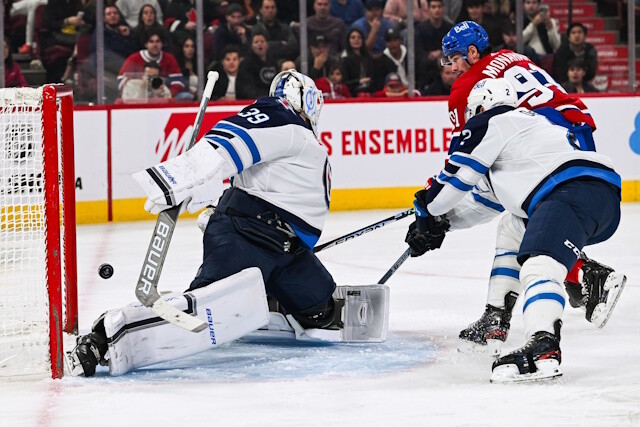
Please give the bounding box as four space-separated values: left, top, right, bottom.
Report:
225 3 243 15
385 28 402 42
384 72 403 86
311 34 328 46
365 0 384 9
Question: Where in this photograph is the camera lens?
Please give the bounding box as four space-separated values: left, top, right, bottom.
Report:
151 76 163 89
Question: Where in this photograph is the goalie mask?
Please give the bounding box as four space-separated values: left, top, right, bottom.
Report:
269 70 324 135
465 78 518 121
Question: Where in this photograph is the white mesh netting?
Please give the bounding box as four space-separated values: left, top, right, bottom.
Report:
0 87 53 378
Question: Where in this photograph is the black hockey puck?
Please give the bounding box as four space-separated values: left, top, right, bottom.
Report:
99 263 114 279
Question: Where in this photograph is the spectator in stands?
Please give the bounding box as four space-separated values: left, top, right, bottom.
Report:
494 22 540 65
340 27 395 96
522 0 560 56
253 0 299 62
315 63 351 98
118 29 185 98
211 3 249 62
209 45 240 101
383 28 408 85
295 34 339 79
41 0 85 82
553 22 598 83
163 0 196 43
340 28 374 96
351 0 395 55
374 71 419 97
421 61 456 95
236 31 278 99
383 0 431 27
442 0 463 23
561 58 599 93
175 36 198 99
9 0 47 54
118 0 163 28
459 0 505 47
415 0 453 88
330 0 364 27
4 37 28 87
132 4 172 51
305 0 347 56
89 4 137 102
121 60 172 101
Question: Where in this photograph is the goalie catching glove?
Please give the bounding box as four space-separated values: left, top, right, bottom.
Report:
133 141 225 214
405 189 450 257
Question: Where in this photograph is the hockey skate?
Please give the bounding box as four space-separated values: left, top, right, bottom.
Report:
458 291 518 356
66 331 108 377
490 320 562 384
564 253 626 328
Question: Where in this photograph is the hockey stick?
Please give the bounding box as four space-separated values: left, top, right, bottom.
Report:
378 248 412 285
135 71 219 333
313 208 415 253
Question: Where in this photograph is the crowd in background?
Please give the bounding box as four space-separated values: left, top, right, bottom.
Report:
3 0 607 103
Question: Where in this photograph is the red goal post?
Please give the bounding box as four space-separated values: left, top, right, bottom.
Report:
0 85 78 379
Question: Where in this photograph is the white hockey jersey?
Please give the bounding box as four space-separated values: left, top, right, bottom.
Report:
424 106 620 224
203 97 331 247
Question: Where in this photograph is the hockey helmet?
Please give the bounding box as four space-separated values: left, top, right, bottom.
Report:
269 70 324 134
441 21 490 64
465 78 518 120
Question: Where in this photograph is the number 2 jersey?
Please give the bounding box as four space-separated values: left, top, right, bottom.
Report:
426 106 619 224
447 49 596 149
203 97 331 248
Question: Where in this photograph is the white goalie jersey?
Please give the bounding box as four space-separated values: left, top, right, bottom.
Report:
203 97 331 244
425 106 621 226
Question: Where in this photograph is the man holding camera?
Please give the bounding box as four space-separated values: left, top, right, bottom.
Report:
121 62 172 101
522 0 561 55
117 28 185 98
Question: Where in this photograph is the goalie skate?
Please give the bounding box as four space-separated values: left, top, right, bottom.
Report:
244 285 390 343
490 321 562 384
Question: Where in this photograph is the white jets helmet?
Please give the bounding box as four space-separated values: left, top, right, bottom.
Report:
465 78 518 121
269 70 324 134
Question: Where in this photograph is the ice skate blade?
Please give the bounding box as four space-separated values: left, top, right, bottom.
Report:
490 359 562 384
591 274 626 329
457 338 501 357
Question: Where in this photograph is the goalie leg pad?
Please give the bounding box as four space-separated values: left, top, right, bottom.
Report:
103 268 269 375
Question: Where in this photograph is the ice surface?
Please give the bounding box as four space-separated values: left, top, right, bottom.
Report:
2 205 639 426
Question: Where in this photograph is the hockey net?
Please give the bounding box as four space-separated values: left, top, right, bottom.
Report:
0 85 77 379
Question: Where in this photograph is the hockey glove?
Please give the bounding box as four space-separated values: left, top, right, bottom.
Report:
133 141 225 215
405 190 450 257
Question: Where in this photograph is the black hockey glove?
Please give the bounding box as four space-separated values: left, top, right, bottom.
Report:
405 190 450 257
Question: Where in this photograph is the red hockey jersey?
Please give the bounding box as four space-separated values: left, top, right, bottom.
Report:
448 49 595 144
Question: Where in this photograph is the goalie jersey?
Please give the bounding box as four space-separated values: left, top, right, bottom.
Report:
203 97 331 248
424 106 620 223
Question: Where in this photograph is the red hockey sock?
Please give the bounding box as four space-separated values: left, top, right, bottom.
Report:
565 259 585 284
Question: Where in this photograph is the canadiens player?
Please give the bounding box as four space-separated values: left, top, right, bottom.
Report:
406 78 622 382
68 70 389 377
438 21 626 353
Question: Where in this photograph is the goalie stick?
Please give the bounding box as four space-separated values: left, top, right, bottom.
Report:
135 71 219 333
313 208 415 253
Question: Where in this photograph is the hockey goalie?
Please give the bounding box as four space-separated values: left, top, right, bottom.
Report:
68 70 390 377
